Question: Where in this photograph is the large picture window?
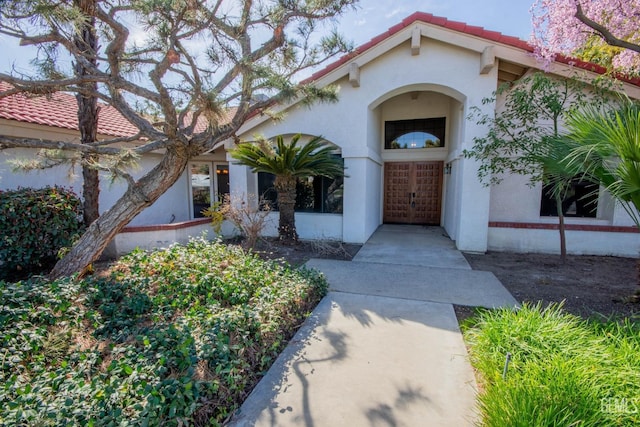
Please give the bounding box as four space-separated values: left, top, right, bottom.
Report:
258 172 343 214
385 117 446 149
540 179 599 218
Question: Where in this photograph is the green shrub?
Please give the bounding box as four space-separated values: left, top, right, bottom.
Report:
0 186 84 280
0 238 328 426
464 303 640 427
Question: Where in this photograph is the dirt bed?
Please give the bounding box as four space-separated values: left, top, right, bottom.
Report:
246 237 361 267
462 251 640 321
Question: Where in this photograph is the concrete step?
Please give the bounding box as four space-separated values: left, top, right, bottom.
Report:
352 226 472 270
305 258 518 309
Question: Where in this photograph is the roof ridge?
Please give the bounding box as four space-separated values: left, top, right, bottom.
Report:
303 11 640 87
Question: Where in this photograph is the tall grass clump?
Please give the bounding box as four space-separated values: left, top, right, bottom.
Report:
464 303 640 427
0 238 328 426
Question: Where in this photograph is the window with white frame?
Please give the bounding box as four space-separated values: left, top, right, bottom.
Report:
189 162 229 218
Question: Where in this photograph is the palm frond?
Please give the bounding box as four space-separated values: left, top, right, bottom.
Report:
230 133 344 179
562 98 640 228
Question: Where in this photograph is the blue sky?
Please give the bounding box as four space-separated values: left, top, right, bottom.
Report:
0 0 534 76
337 0 534 45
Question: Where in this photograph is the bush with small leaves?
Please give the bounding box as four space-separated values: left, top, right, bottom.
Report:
0 186 84 280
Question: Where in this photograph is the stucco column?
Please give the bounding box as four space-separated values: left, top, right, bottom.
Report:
453 89 496 253
227 153 257 206
455 156 490 252
342 156 382 243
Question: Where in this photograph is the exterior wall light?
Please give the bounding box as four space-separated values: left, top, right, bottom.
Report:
444 163 452 175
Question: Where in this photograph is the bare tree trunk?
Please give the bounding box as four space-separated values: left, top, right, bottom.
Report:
555 194 567 263
274 176 298 244
75 0 100 225
82 160 100 224
49 146 190 279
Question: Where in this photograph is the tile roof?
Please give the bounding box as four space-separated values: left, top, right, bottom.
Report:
182 108 238 134
0 81 139 137
304 11 640 87
0 81 238 137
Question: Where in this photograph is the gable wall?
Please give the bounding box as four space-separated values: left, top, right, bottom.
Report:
243 37 495 152
239 35 497 245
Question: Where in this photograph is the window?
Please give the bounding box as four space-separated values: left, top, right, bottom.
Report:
189 162 229 218
385 117 446 149
540 179 599 218
257 172 344 214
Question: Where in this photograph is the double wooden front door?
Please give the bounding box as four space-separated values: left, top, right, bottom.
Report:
383 161 443 225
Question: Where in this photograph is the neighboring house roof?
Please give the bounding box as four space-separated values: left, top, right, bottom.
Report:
0 81 237 137
0 81 139 137
304 11 640 87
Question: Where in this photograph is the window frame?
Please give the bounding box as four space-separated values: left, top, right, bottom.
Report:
188 161 229 219
384 117 447 150
539 178 600 219
256 159 344 215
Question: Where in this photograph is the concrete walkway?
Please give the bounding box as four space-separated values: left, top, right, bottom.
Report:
352 224 472 270
229 225 518 426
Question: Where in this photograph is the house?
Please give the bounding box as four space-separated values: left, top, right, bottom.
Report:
1 12 639 257
0 82 230 255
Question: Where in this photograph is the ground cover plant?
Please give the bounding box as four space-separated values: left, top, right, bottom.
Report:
464 303 640 427
0 238 328 426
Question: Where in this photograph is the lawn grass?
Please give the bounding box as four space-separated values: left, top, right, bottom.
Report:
463 303 640 427
0 238 328 426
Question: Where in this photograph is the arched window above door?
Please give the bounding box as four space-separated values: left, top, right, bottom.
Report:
385 117 446 149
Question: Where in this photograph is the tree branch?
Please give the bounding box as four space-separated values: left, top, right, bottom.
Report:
575 4 640 54
0 134 173 155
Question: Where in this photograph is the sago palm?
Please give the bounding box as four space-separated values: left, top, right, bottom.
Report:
563 98 640 228
230 134 344 243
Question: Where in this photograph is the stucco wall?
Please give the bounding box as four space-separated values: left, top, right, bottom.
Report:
1 146 191 226
237 37 496 245
260 212 344 240
0 120 227 226
488 227 639 257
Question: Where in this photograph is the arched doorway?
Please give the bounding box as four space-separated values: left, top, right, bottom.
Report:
371 89 463 226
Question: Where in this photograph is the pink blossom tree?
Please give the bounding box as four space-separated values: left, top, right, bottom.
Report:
531 0 640 74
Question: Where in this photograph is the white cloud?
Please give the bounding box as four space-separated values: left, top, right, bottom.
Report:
385 8 404 19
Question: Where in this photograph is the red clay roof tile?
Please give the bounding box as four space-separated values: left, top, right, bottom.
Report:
0 81 139 137
0 81 238 137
